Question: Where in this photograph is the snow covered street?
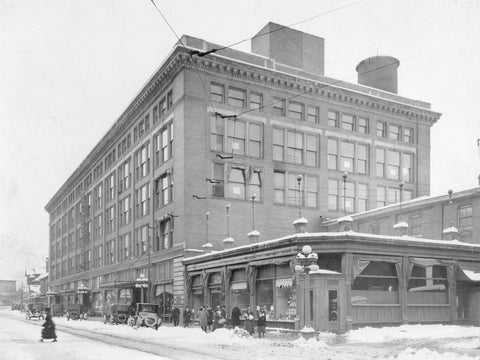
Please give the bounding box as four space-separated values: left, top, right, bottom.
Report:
2 307 480 359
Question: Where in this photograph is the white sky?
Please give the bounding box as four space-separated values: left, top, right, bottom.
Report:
3 308 480 359
1 0 480 281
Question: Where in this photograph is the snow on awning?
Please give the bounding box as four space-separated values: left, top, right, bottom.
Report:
230 282 248 291
275 278 293 288
457 261 480 282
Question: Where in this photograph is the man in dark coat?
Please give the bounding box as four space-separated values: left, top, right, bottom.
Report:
183 307 191 327
172 306 180 326
231 306 241 328
40 314 57 342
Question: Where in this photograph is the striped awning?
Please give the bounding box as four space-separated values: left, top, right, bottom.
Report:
275 278 293 288
230 282 248 291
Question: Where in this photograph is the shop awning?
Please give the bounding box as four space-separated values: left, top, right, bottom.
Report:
230 282 248 291
457 261 480 282
275 278 293 288
249 256 293 267
99 281 137 289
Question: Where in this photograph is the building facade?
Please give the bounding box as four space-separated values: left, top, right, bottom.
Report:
0 280 16 306
44 23 441 316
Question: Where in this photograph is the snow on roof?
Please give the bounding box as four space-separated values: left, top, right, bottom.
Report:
309 269 341 275
443 226 459 234
460 270 480 282
393 221 409 229
336 216 353 223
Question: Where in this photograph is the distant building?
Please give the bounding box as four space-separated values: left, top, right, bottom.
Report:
44 22 441 317
0 280 16 306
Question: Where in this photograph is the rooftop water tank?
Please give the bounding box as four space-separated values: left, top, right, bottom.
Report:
356 56 400 94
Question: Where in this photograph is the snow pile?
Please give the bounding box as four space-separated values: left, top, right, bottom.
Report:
387 347 480 360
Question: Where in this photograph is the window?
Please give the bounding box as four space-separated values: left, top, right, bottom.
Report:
328 179 339 211
250 92 263 110
288 102 303 121
118 233 130 261
404 127 414 143
93 214 102 240
273 129 284 162
227 119 245 156
94 184 103 210
402 153 413 182
135 226 148 256
105 240 115 266
328 139 338 170
287 131 303 164
376 121 386 137
211 83 224 103
377 186 387 207
228 88 246 108
357 144 368 175
458 205 473 228
153 105 159 124
341 114 355 131
306 135 317 167
228 168 246 200
352 261 399 305
135 142 151 180
105 172 115 203
376 148 385 178
307 106 319 123
118 159 130 192
306 176 317 208
358 183 368 212
159 97 167 116
249 170 262 201
210 116 224 152
212 163 225 197
166 90 173 109
155 172 173 208
408 265 448 305
287 174 303 206
388 187 400 205
328 111 338 127
358 117 369 134
340 142 354 172
343 181 355 213
272 97 285 116
105 205 115 234
388 124 401 140
135 183 150 218
248 123 261 158
387 150 400 180
159 217 173 250
273 171 285 205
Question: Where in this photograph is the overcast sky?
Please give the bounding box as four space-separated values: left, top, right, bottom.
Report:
1 0 479 282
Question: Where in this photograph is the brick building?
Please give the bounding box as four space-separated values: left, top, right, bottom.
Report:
44 23 441 317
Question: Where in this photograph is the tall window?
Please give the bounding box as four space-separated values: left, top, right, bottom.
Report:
212 163 225 197
306 176 317 208
227 119 246 156
105 172 115 203
376 148 385 178
228 87 246 108
159 97 167 116
402 153 413 182
358 183 368 212
135 142 151 180
287 131 303 164
376 121 386 137
154 122 174 166
358 117 369 134
357 144 368 175
377 186 387 207
250 92 263 110
249 171 262 201
388 188 400 205
388 124 401 140
248 123 261 158
211 83 224 103
307 106 318 123
210 116 224 152
135 226 148 256
118 159 130 192
306 135 317 167
94 184 103 210
273 171 285 205
287 174 303 206
272 97 285 116
106 206 115 234
228 168 246 200
328 139 338 170
387 150 400 180
288 102 303 121
327 180 338 211
159 217 173 250
153 105 159 124
166 90 173 109
340 141 355 173
273 129 284 162
118 233 130 261
119 196 131 227
343 181 355 213
155 172 173 207
328 110 338 127
135 183 150 218
94 214 103 240
341 114 355 131
458 205 473 228
404 128 414 143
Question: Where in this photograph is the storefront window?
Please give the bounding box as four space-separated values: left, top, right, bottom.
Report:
408 265 448 304
118 289 132 305
230 269 249 312
191 275 203 310
155 284 173 316
209 272 223 309
352 261 399 305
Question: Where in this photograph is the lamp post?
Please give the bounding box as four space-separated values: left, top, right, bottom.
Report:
251 194 256 231
225 204 231 238
135 274 149 303
342 172 348 216
46 288 55 308
296 175 303 218
295 245 319 336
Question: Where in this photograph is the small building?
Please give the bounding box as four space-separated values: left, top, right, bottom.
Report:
183 230 480 331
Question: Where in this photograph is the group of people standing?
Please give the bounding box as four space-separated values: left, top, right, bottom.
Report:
234 306 266 338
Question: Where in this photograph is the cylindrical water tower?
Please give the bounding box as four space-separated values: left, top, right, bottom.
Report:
356 56 400 94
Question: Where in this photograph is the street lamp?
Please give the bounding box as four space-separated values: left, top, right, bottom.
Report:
77 282 89 295
251 194 256 231
295 245 319 336
342 172 348 216
46 288 56 308
135 274 149 303
225 203 231 238
296 175 303 218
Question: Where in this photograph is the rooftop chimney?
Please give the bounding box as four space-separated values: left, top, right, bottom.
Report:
251 22 325 76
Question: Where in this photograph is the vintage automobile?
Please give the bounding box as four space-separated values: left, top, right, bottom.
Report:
104 303 132 325
25 302 44 320
129 303 162 330
51 304 64 317
66 303 83 320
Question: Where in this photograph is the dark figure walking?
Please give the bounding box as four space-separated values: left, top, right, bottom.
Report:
40 314 57 342
231 306 241 328
183 307 192 327
257 309 266 338
207 307 213 331
172 306 180 326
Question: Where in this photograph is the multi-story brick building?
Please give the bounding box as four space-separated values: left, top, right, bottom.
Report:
44 22 441 317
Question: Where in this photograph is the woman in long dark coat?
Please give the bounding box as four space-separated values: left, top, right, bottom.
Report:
41 314 57 342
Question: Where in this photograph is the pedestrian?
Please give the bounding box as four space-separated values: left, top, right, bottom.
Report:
172 306 180 326
256 308 266 338
183 307 191 327
40 314 57 342
199 307 208 332
207 306 213 331
231 305 241 328
244 309 255 336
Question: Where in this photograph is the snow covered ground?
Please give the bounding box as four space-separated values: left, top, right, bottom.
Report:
2 307 480 359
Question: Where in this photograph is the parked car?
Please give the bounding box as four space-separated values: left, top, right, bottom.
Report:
51 304 63 317
66 303 83 320
129 303 162 330
25 302 44 320
104 303 132 325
